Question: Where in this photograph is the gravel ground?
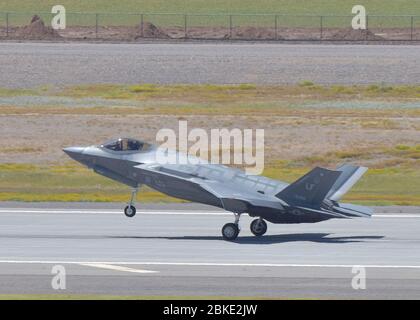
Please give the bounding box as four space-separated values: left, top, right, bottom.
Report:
0 96 137 107
1 113 419 164
1 42 420 88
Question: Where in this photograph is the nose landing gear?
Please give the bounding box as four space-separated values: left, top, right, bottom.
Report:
124 187 138 218
124 205 136 218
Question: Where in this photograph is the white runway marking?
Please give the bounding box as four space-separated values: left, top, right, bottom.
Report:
0 208 418 218
374 215 420 218
0 209 229 215
79 263 158 274
1 260 420 269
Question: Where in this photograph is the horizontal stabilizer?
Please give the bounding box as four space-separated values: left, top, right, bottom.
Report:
327 164 368 201
276 167 341 207
332 202 373 218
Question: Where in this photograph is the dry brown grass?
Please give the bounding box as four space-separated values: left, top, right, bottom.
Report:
0 83 419 206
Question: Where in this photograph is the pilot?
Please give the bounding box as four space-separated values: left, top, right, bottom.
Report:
127 139 140 151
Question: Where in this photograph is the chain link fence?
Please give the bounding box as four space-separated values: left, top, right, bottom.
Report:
0 12 419 41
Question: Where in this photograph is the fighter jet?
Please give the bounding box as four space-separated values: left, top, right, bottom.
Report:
63 138 372 240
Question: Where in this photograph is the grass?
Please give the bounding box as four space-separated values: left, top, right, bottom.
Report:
360 119 400 130
0 163 183 203
1 1 420 27
0 147 43 153
0 87 37 96
5 105 420 119
298 80 315 87
1 0 420 15
0 161 419 206
0 294 276 300
3 84 420 119
22 83 420 101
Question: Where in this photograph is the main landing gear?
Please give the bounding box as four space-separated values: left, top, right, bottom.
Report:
250 218 267 237
222 214 268 240
222 213 241 241
124 187 138 218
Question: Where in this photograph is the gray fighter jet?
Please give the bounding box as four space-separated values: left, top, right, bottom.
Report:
63 138 372 240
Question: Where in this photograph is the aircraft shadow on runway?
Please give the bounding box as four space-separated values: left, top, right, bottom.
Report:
109 233 384 244
1 233 383 244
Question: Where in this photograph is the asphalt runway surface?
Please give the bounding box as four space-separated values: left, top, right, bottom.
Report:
0 203 420 299
1 42 420 88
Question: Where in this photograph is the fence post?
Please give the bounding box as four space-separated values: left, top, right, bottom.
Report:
320 16 323 40
184 14 187 39
365 15 369 40
95 13 98 38
229 15 232 39
411 16 414 41
140 14 144 37
6 12 9 37
274 15 278 40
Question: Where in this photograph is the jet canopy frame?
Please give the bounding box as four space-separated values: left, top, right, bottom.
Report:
100 138 152 153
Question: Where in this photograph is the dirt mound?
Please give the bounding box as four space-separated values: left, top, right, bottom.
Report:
233 26 281 40
19 15 62 40
330 28 384 41
134 22 169 39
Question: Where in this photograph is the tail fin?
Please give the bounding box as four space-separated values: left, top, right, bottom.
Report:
276 167 342 207
326 164 367 201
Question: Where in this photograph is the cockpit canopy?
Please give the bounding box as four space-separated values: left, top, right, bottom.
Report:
101 138 151 152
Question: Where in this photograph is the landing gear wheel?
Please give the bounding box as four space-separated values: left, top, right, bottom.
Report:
124 205 136 218
250 219 267 237
222 223 240 241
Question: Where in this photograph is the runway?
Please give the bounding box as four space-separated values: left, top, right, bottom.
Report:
1 42 420 88
0 203 419 298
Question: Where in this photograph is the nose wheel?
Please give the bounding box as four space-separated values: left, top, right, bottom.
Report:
250 218 267 236
124 187 139 218
124 205 136 217
222 213 241 241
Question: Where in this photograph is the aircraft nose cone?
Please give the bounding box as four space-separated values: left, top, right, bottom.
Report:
63 147 86 161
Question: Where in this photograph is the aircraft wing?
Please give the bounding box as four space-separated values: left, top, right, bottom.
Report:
133 164 281 213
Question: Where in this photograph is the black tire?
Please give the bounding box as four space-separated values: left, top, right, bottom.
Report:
222 223 240 241
250 218 267 237
124 205 136 218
